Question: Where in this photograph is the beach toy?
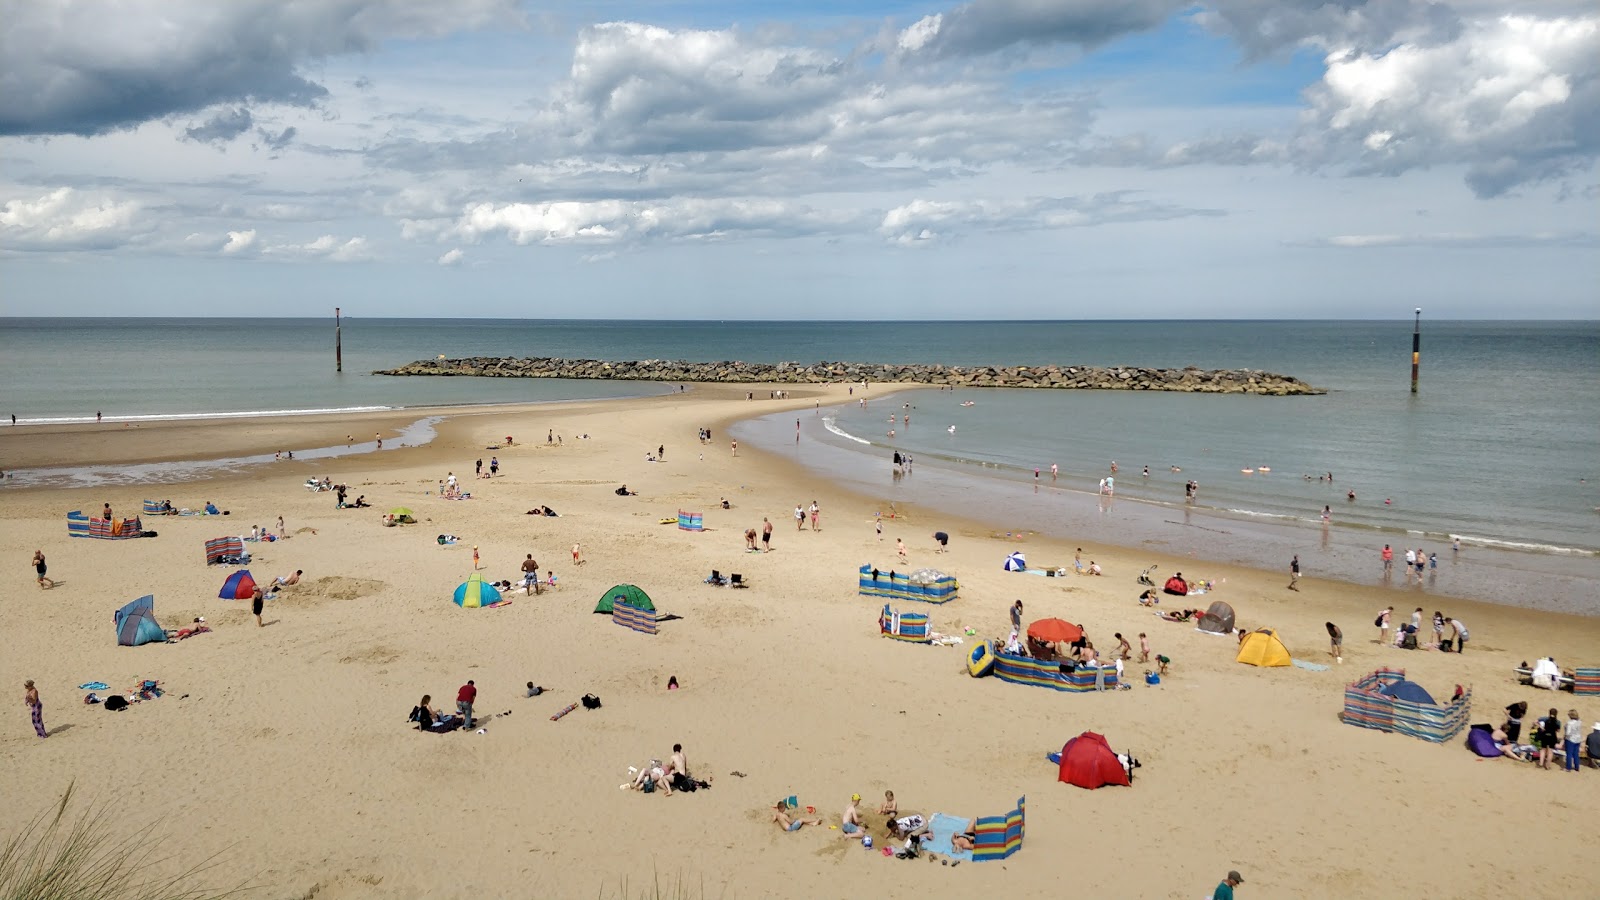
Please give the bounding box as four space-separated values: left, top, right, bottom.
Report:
862 836 873 849
786 794 798 809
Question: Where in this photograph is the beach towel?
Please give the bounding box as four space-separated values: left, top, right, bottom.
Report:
78 682 109 691
922 813 975 862
1292 659 1330 671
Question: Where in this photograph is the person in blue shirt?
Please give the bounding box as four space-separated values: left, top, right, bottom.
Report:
1212 871 1244 900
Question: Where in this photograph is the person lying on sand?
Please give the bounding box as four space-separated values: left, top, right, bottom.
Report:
275 570 302 586
1160 609 1196 622
615 485 637 496
950 819 978 853
773 804 822 833
629 760 671 795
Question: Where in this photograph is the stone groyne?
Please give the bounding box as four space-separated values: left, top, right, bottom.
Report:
374 357 1324 395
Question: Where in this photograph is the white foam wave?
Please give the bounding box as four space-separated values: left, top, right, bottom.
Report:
822 416 873 446
14 406 396 426
1449 535 1597 556
1221 508 1307 523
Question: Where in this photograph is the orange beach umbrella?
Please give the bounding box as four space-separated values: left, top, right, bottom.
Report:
1028 618 1084 644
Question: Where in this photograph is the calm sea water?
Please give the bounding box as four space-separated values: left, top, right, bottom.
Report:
3 318 1597 609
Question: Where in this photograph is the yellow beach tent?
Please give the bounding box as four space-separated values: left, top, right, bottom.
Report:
1236 628 1291 667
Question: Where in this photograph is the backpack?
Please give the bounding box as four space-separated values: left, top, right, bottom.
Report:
1374 614 1385 628
581 693 602 710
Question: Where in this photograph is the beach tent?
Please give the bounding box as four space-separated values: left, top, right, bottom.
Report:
968 642 995 677
1380 679 1437 705
1057 732 1131 790
219 569 257 600
1236 629 1291 667
390 508 416 524
1003 552 1026 572
595 583 655 614
1465 726 1503 758
677 510 704 532
452 573 501 609
1197 601 1236 635
115 595 165 646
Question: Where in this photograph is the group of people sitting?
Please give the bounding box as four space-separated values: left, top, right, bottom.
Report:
1492 702 1596 768
626 743 711 795
771 790 978 861
524 505 559 516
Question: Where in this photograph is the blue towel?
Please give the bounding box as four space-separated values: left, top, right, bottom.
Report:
79 682 108 691
1291 659 1329 671
923 812 974 862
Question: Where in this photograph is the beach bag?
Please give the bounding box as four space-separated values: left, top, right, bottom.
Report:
641 776 655 793
1439 639 1453 653
582 693 602 710
1145 672 1161 685
103 695 129 712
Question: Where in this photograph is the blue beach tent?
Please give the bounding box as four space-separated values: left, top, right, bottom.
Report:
1379 680 1437 705
115 595 166 646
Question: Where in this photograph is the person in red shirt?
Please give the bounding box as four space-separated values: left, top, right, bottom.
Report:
457 680 477 729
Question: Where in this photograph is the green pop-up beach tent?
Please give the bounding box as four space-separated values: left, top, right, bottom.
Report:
594 583 654 614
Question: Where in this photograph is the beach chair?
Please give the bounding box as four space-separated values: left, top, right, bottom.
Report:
704 570 727 586
730 573 748 588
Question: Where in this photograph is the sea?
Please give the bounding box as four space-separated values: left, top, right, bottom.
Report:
3 318 1596 613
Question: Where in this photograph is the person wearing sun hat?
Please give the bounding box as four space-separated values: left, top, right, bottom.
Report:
1212 870 1244 899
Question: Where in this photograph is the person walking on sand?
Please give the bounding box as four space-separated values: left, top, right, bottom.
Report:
1376 607 1393 644
1212 870 1244 900
472 546 481 570
896 538 908 563
24 680 46 738
809 500 820 531
457 679 477 730
33 550 54 589
1139 632 1151 663
875 516 882 541
252 586 266 627
277 515 285 538
794 504 805 531
1287 554 1300 591
572 543 583 566
1051 462 1058 482
761 517 772 551
1011 600 1023 635
730 440 738 457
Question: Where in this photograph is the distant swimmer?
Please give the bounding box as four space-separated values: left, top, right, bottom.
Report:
1347 490 1356 501
947 425 956 434
1142 466 1150 477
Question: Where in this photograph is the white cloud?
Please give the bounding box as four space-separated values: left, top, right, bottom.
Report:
879 194 1222 244
263 234 373 262
1300 13 1600 195
443 197 849 246
1298 230 1598 248
0 187 143 250
437 247 464 266
221 229 258 254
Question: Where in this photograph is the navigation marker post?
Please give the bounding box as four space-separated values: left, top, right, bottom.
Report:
1410 308 1420 394
336 307 343 374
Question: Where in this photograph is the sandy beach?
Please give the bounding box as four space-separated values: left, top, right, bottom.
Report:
2 385 1595 900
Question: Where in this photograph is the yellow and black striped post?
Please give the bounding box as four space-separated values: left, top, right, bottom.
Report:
1410 308 1420 393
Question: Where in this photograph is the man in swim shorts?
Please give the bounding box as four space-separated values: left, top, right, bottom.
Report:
521 554 540 595
839 794 866 838
773 803 821 832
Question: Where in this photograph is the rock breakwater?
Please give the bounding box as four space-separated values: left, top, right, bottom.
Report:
375 357 1324 395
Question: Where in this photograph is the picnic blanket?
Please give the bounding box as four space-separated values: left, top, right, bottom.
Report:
78 682 109 691
1292 659 1330 671
923 813 974 862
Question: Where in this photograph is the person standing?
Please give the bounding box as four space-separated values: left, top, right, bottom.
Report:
1563 709 1582 772
490 456 499 476
472 546 481 570
457 680 477 730
1410 608 1422 634
24 680 46 738
572 543 583 566
1403 547 1416 580
252 586 266 627
521 554 540 595
1450 617 1468 652
1212 870 1244 900
1381 544 1393 573
761 517 772 551
1050 462 1058 482
277 515 286 538
809 500 820 531
1503 701 1528 743
875 516 882 541
896 538 908 564
794 504 805 531
96 410 102 423
1375 607 1393 644
33 550 54 589
1432 610 1445 646
475 458 483 476
1326 622 1342 660
1010 600 1023 635
730 440 738 457
1287 555 1300 591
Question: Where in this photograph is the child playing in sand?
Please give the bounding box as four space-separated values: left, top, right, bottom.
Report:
1138 633 1150 663
878 790 897 816
896 538 908 563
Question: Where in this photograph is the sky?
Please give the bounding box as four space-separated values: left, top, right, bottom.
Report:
1 0 1596 319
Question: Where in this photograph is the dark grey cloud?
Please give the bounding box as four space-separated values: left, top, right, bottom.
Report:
256 126 299 152
183 108 255 144
0 0 522 137
894 0 1181 58
1197 0 1461 58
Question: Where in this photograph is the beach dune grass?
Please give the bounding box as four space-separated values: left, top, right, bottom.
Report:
0 784 241 900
